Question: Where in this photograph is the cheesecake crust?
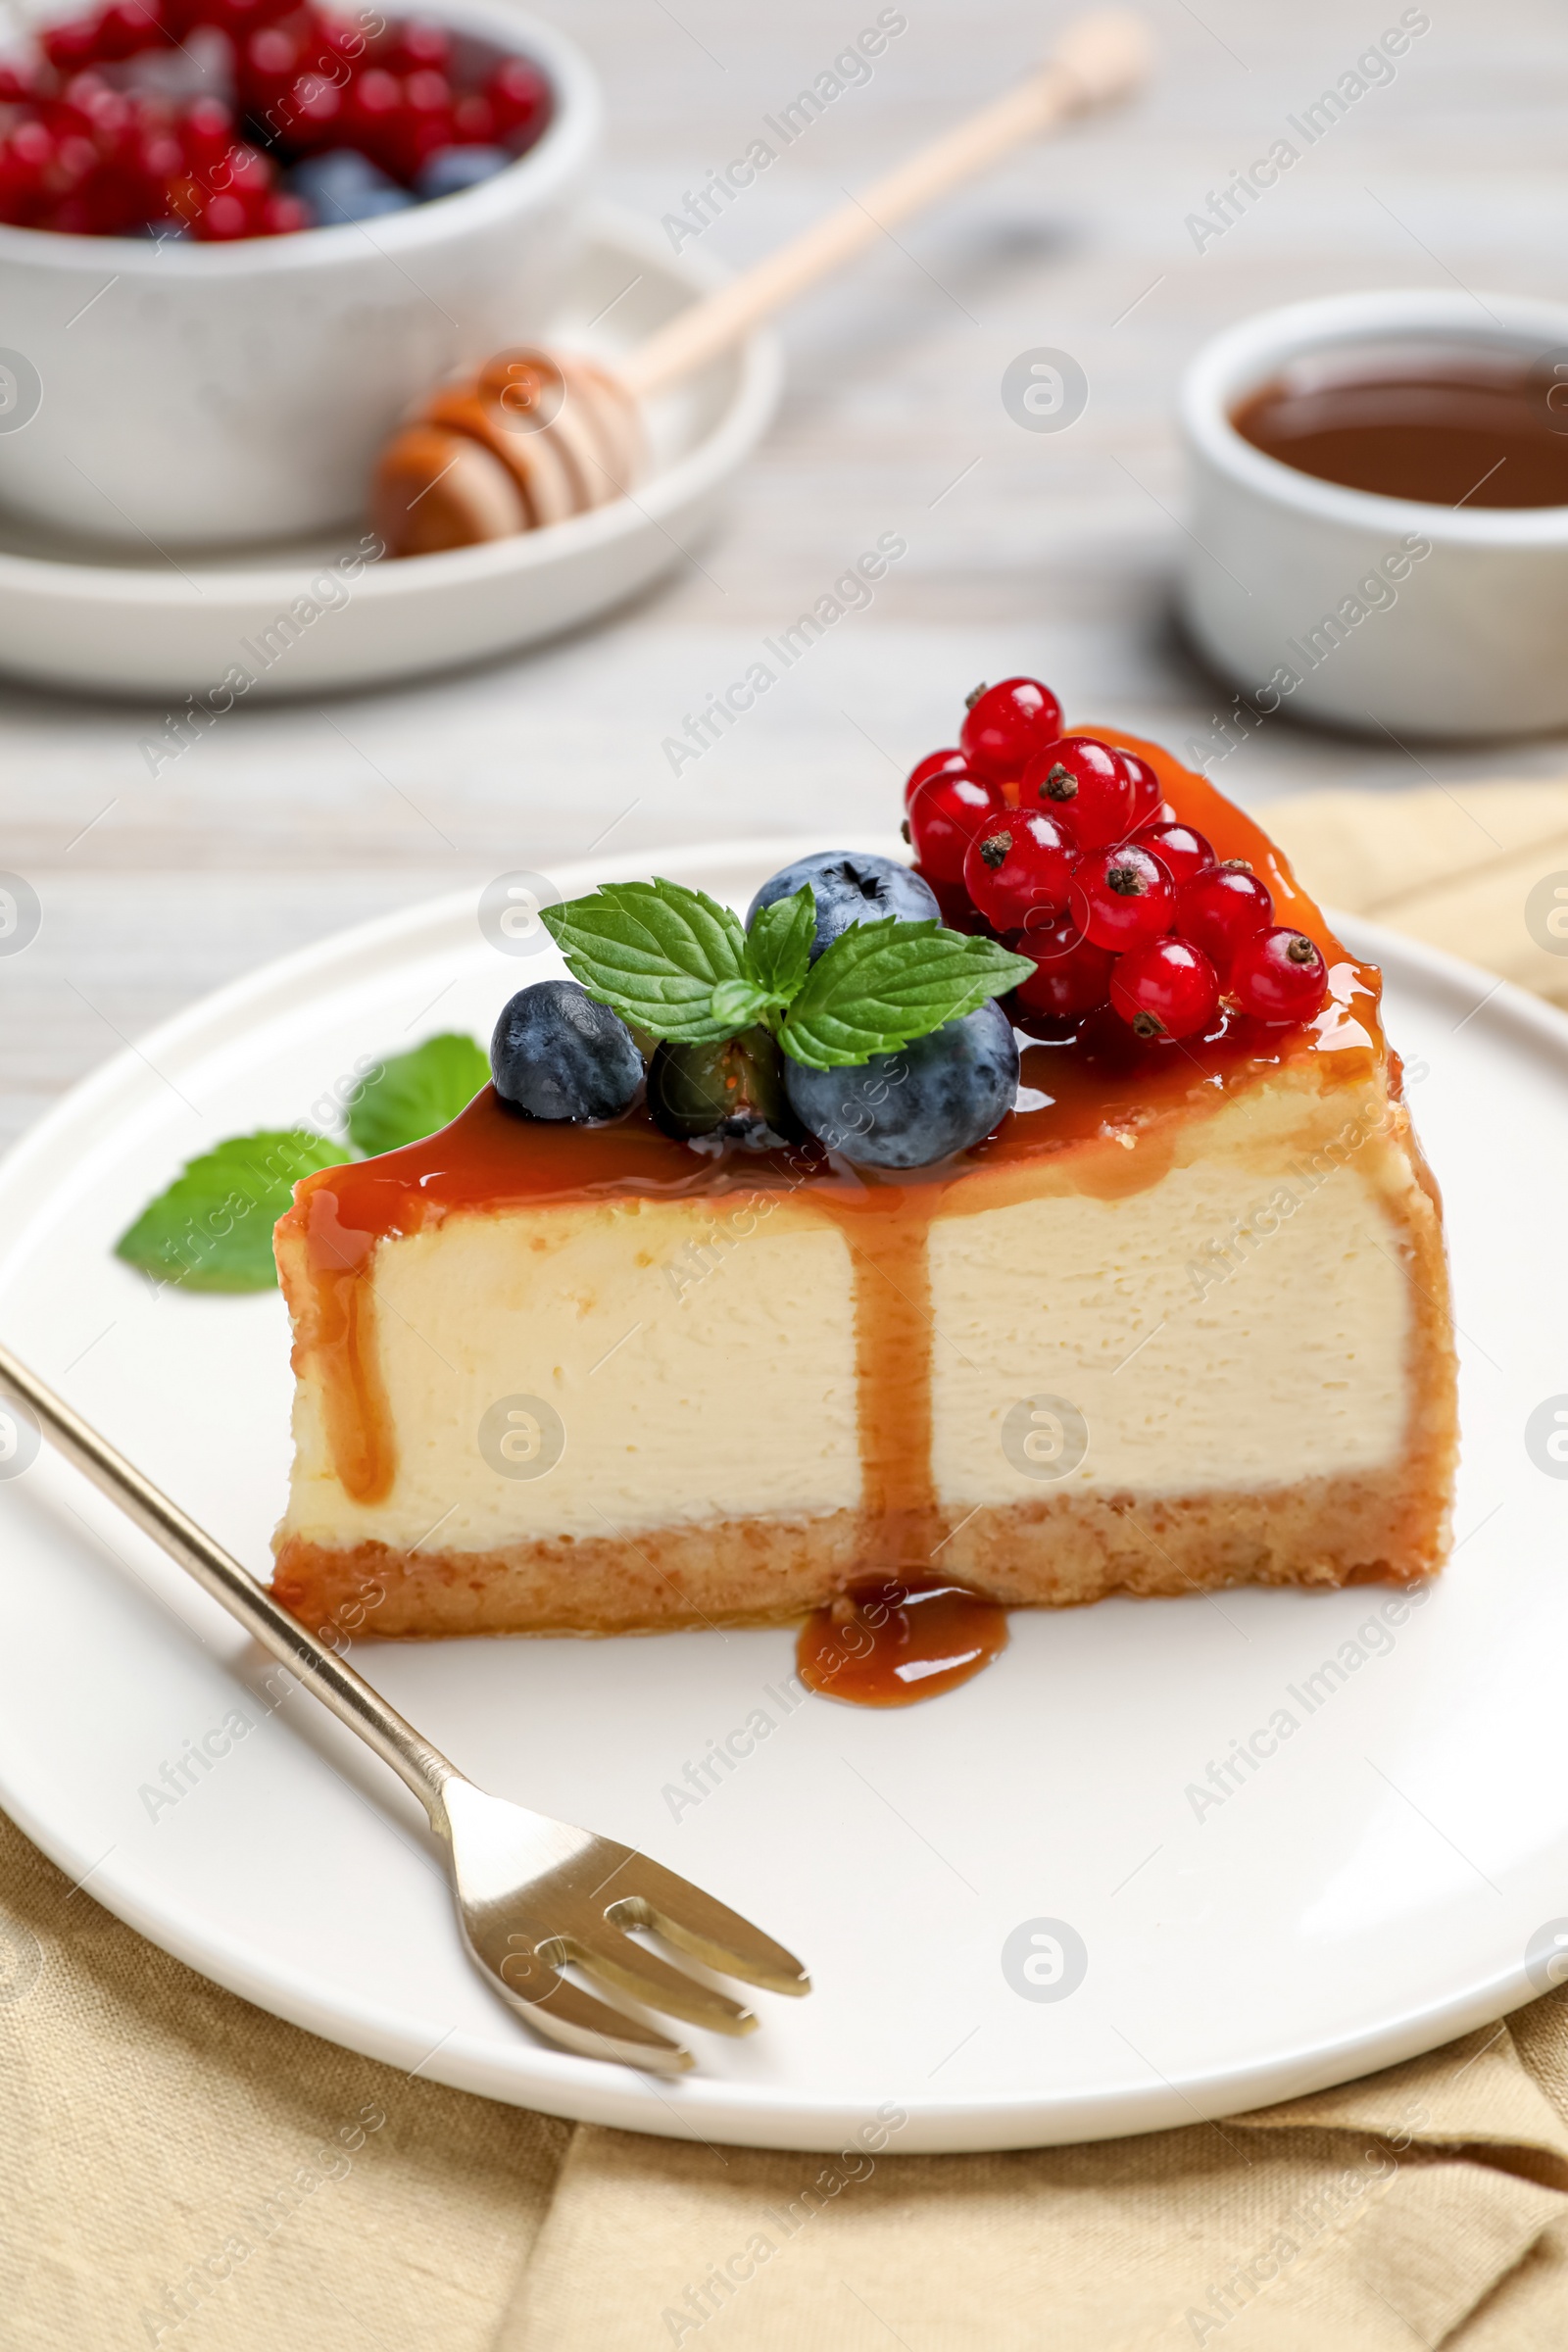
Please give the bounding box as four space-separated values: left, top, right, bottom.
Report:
271 1453 1449 1639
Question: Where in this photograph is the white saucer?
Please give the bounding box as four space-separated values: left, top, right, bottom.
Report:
0 839 1562 2154
0 213 780 702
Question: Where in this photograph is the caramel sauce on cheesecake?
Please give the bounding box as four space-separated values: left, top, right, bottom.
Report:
278 739 1384 1701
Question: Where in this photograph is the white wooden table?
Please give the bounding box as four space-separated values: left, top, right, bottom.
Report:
3 0 1566 1152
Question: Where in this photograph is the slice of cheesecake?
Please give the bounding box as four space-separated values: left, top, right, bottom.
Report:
271 739 1456 1639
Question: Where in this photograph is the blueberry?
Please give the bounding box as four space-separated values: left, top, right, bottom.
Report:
286 149 413 225
747 852 940 963
491 981 643 1122
647 1029 798 1148
784 1000 1018 1168
415 145 512 202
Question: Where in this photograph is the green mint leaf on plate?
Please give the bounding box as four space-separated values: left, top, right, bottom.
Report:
346 1032 489 1157
115 1130 351 1293
779 920 1035 1071
541 879 748 1044
742 885 815 1005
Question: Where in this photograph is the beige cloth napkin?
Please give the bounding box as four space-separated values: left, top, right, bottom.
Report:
6 778 1568 2352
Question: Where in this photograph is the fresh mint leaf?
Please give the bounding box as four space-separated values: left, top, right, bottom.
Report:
115 1130 351 1293
709 978 772 1030
346 1032 488 1157
541 879 747 1044
743 886 814 1004
779 920 1034 1071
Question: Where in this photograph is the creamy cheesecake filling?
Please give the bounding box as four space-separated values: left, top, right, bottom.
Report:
929 1156 1411 1506
281 1074 1419 1553
282 1200 863 1552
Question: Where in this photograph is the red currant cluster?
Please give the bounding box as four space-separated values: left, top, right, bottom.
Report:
0 3 548 238
904 677 1330 1044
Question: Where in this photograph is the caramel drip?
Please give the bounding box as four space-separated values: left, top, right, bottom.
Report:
814 1190 940 1560
297 1179 397 1505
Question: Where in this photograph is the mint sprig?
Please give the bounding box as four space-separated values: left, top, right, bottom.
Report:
347 1032 489 1158
541 878 1034 1072
117 1032 490 1294
540 879 749 1045
116 1130 352 1292
780 920 1033 1068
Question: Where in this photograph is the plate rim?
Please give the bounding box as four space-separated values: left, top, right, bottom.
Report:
0 843 1559 2153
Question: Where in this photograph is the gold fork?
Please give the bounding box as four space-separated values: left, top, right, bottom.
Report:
0 1343 809 2073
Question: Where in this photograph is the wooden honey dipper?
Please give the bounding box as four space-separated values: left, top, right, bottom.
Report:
371 10 1152 559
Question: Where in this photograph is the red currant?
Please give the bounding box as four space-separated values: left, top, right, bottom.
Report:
1133 820 1214 888
1069 844 1176 952
386 16 451 73
958 676 1062 785
1023 736 1135 852
345 65 402 164
1110 937 1220 1041
962 810 1077 933
1228 926 1329 1023
180 96 233 166
488 54 550 146
261 188 312 233
1116 749 1163 829
286 72 345 147
1174 863 1274 974
195 188 251 238
904 772 999 886
403 66 454 164
904 746 967 809
41 18 102 74
1010 915 1115 1022
452 91 497 143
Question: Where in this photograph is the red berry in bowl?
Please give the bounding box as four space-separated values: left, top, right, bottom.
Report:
261 188 312 233
962 809 1078 933
1117 748 1163 828
1069 843 1176 952
386 16 452 73
452 91 497 144
1133 820 1214 888
1011 914 1115 1022
904 746 967 808
1110 937 1220 1040
488 53 550 146
1174 863 1273 973
958 676 1062 785
179 97 232 166
1023 736 1135 852
195 188 251 238
41 18 101 74
905 771 999 886
1229 926 1329 1023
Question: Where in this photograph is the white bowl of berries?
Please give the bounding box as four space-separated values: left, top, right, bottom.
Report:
0 0 599 546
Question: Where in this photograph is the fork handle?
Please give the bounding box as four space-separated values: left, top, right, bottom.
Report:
0 1342 459 1828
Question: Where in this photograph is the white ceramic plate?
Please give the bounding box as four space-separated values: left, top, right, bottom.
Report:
0 212 780 701
0 839 1561 2156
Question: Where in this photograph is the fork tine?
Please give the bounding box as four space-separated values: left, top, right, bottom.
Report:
613 1860 812 1997
578 1923 759 2036
485 1943 694 2074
